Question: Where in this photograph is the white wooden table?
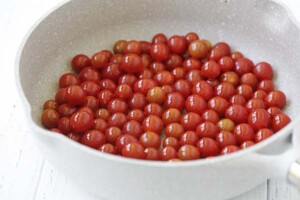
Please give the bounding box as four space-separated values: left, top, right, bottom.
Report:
1 0 300 199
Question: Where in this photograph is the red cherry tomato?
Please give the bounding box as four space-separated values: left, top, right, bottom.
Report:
122 142 146 159
81 130 106 149
139 131 161 148
248 109 271 131
265 90 286 109
71 54 91 72
196 121 218 139
253 62 273 80
149 43 170 62
201 61 221 79
272 113 291 132
142 115 164 134
178 144 200 160
120 54 144 73
167 35 188 55
254 128 274 143
41 108 60 129
220 145 240 155
70 110 94 133
163 137 180 150
233 123 255 144
180 112 203 131
216 131 237 149
122 120 143 138
196 138 219 158
225 104 248 124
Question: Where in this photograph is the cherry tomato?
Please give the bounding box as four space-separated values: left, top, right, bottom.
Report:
122 120 143 138
93 118 107 132
174 79 192 98
140 41 151 54
188 40 209 59
165 123 185 139
267 107 282 117
178 144 200 160
185 32 199 44
139 131 161 148
230 94 246 106
91 51 111 69
253 90 267 99
240 141 255 149
42 108 60 129
127 109 145 123
215 131 237 149
245 98 266 112
149 62 166 73
214 82 236 100
123 40 142 55
152 33 168 44
150 43 170 62
81 130 106 149
147 87 166 104
142 115 164 133
186 70 203 85
122 142 146 159
219 71 239 87
102 63 122 82
231 51 243 60
128 93 147 110
163 137 180 150
118 73 137 87
133 78 157 95
115 134 138 153
145 148 160 160
234 58 254 76
113 40 127 54
253 62 273 80
207 96 230 115
233 123 254 144
196 121 218 139
43 99 58 110
265 90 286 109
225 104 248 124
236 84 253 100
71 54 91 72
97 89 114 107
201 60 220 79
192 80 213 100
80 81 100 96
248 109 271 131
65 85 86 106
144 103 163 117
196 138 219 158
95 108 110 120
240 73 258 90
162 108 181 125
172 67 186 80
59 73 80 88
254 128 274 143
257 80 274 93
107 112 127 128
272 113 291 132
99 143 117 154
154 70 175 86
79 67 100 82
107 98 129 114
216 118 235 132
164 92 185 110
183 58 201 71
105 126 122 144
120 54 144 73
180 131 199 146
220 145 240 155
180 112 203 131
167 35 188 55
70 110 94 133
218 56 234 72
160 146 178 161
185 94 206 114
201 109 219 123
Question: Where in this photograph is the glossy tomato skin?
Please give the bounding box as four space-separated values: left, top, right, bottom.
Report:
152 33 168 44
272 113 291 132
174 79 192 98
99 143 117 154
240 141 255 149
192 80 213 100
139 131 161 148
107 98 128 114
180 131 199 146
218 56 234 72
123 40 142 55
185 32 199 44
165 123 185 139
253 62 273 80
258 80 274 93
201 60 221 79
167 35 188 55
115 134 138 153
133 79 157 95
80 81 100 96
81 130 106 149
164 92 185 110
97 89 114 107
79 67 100 82
113 40 127 54
214 82 236 100
160 146 178 161
183 58 201 71
147 87 166 104
122 143 146 159
122 120 143 138
215 131 237 149
58 103 77 117
65 85 86 106
196 138 220 158
216 118 235 132
127 109 145 123
128 93 147 110
107 113 127 128
43 100 58 110
265 90 286 109
240 73 258 90
144 103 163 117
234 58 254 76
91 51 111 69
188 40 209 59
59 73 80 88
178 144 201 160
162 108 181 125
185 94 206 113
207 96 230 115
220 145 240 155
186 70 202 85
196 121 218 139
118 74 137 87
233 123 255 144
163 137 180 150
71 54 91 72
225 104 248 124
230 94 246 106
145 148 160 160
180 112 203 131
201 110 219 123
248 109 271 131
120 54 144 73
70 110 94 133
142 115 164 134
149 43 170 62
105 126 122 144
254 128 274 143
102 63 122 82
42 108 60 129
93 118 107 132
219 71 239 87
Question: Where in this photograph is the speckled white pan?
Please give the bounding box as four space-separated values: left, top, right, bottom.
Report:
16 0 300 199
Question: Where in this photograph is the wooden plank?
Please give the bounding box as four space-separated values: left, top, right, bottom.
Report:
268 179 300 200
232 182 267 200
0 101 45 200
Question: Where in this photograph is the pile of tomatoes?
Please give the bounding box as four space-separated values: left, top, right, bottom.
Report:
41 32 291 161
